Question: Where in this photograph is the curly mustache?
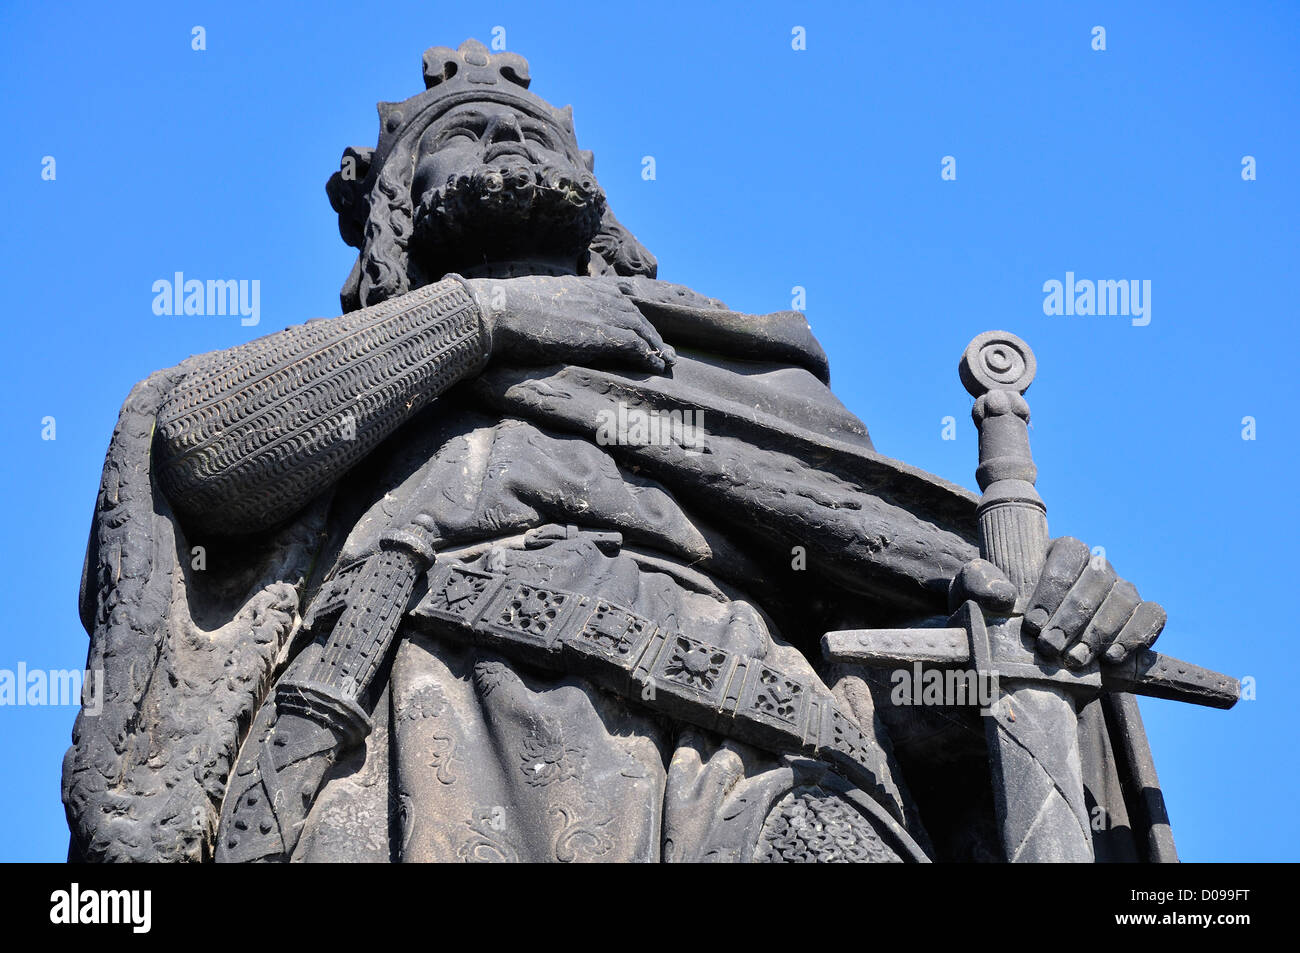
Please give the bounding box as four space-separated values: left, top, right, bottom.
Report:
412 161 607 269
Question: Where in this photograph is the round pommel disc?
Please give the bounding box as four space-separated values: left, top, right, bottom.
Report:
959 330 1037 397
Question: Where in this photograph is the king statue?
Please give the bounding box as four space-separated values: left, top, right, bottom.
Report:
62 40 1222 863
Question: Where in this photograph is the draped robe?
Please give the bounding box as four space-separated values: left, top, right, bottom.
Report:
64 278 1175 863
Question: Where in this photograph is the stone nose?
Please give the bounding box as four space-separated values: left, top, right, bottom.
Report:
485 115 524 143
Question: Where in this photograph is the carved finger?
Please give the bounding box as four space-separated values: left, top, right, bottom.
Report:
1103 600 1167 663
602 326 667 372
608 306 673 364
1023 537 1090 638
949 558 1017 615
633 320 672 364
1066 580 1141 667
1036 560 1116 657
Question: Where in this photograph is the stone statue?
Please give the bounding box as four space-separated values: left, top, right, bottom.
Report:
62 40 1233 863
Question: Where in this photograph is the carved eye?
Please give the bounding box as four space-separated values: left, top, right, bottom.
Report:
434 114 486 148
439 126 479 147
521 123 557 150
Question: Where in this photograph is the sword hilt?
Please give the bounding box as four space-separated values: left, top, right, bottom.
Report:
959 331 1048 608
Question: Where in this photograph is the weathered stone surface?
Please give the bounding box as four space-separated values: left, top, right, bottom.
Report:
63 39 1218 864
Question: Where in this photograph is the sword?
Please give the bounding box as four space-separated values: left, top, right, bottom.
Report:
822 330 1239 862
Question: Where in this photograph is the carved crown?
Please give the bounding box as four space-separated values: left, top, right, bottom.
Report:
421 38 531 95
374 39 577 156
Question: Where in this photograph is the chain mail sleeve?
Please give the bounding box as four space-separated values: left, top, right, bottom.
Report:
153 275 491 537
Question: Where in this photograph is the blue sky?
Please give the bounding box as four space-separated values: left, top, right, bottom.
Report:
0 1 1295 861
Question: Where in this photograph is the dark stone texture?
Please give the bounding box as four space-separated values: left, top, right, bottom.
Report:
63 39 1229 864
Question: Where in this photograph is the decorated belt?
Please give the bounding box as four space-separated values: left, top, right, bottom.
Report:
406 559 905 823
217 528 904 862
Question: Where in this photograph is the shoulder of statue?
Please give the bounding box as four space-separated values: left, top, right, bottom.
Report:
606 275 730 312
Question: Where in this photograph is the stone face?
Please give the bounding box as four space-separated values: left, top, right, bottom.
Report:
63 39 1216 864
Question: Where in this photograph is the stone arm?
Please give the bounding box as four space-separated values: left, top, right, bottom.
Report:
153 275 491 537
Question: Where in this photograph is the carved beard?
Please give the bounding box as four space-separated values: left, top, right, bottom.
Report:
412 160 607 275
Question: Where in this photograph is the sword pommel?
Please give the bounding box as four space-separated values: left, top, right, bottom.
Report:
960 330 1037 398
